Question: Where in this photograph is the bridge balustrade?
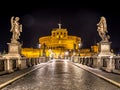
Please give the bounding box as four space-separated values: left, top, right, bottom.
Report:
11 58 17 70
72 56 120 73
0 56 48 75
102 57 108 67
0 58 5 72
114 56 120 70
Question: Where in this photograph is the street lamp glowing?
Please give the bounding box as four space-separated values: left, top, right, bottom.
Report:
38 44 41 48
65 51 69 56
38 43 41 57
65 51 69 59
78 43 81 48
78 43 82 56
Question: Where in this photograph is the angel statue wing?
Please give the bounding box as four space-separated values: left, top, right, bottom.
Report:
20 24 22 32
10 16 14 32
97 16 107 33
101 16 107 33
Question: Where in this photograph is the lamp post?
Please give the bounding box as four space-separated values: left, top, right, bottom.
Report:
73 43 76 56
78 43 82 56
43 43 46 57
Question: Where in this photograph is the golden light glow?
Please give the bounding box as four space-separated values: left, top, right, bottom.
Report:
39 25 81 58
21 24 98 58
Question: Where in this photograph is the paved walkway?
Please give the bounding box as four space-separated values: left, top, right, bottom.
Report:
0 63 47 89
0 61 120 89
72 62 120 88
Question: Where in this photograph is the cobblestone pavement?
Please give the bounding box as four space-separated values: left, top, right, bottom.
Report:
1 59 120 90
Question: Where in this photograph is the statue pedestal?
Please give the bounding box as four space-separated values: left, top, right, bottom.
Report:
3 42 23 73
3 42 22 58
96 41 115 72
97 41 114 56
8 42 22 55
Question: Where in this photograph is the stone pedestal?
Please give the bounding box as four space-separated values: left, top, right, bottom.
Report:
4 42 22 59
96 41 115 72
3 42 23 73
97 41 114 56
8 42 22 55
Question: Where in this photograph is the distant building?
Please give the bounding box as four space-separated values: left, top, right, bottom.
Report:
21 48 40 58
91 45 99 53
39 24 81 58
21 24 98 58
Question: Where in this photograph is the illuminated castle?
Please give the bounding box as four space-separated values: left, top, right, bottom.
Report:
39 24 81 58
22 24 98 58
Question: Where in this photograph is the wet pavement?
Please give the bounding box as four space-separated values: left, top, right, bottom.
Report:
1 59 120 90
0 63 47 89
73 62 120 87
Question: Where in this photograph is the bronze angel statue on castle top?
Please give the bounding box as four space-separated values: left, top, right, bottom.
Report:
97 16 110 42
10 16 22 42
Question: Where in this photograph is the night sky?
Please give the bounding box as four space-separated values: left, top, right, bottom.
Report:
0 1 120 53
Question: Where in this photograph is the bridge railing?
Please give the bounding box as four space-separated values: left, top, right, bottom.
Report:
0 56 48 75
113 56 120 70
72 55 120 74
0 58 5 72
